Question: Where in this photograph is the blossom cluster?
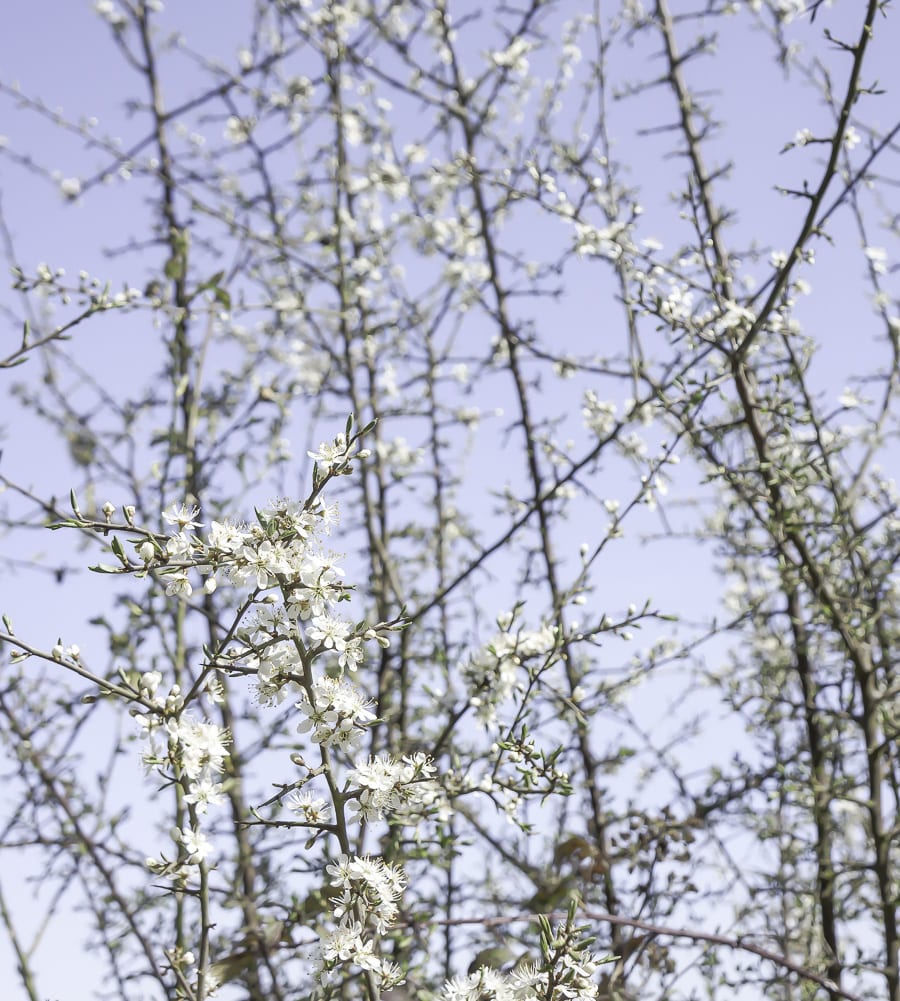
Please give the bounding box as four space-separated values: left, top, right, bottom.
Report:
462 622 559 726
296 675 377 749
442 963 598 1001
143 434 383 699
348 750 440 821
442 915 603 1001
137 684 230 871
98 423 598 998
119 430 436 994
316 854 408 991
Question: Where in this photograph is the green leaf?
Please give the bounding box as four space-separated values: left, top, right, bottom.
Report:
164 256 184 281
468 946 516 974
110 536 126 562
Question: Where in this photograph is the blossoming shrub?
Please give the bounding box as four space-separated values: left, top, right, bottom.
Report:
16 419 608 1000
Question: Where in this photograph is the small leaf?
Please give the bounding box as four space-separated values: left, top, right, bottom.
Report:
164 256 184 281
468 946 516 974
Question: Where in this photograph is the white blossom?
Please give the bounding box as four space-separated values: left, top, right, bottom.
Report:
179 826 212 862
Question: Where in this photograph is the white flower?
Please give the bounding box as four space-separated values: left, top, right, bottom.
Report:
582 391 616 438
348 755 405 819
296 676 376 748
376 437 424 478
325 854 407 933
714 301 756 335
442 968 513 1001
179 826 212 862
59 177 82 200
775 0 805 23
183 778 226 814
489 37 532 73
224 115 252 143
844 126 861 150
93 0 127 28
286 790 332 824
166 530 194 558
140 671 162 695
573 220 628 260
164 571 193 597
168 716 230 782
865 246 888 275
308 613 351 651
320 921 365 963
287 554 346 619
308 433 352 473
233 539 291 589
162 503 203 530
623 0 646 26
348 752 437 821
207 519 248 554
